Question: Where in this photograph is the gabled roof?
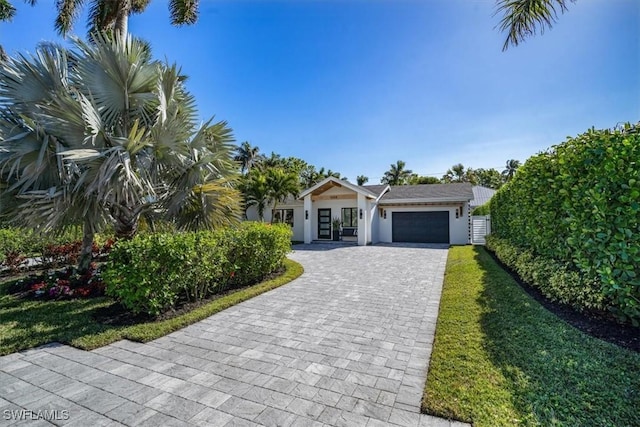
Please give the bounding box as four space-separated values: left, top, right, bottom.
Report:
299 176 381 199
378 183 473 204
470 186 496 207
361 185 389 198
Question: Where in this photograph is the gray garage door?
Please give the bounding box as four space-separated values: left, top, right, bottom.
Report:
392 211 450 243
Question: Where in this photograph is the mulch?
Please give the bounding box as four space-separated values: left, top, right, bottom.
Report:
92 267 286 326
485 249 639 353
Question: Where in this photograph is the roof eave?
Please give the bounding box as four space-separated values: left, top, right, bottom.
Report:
378 196 472 205
299 177 377 200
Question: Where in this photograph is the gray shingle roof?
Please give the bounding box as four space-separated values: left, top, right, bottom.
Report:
378 183 473 202
360 184 388 198
471 186 496 207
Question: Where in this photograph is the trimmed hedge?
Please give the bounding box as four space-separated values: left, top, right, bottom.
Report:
103 222 292 316
489 125 640 324
486 236 604 311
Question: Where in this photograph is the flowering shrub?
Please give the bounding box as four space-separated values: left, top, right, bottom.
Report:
16 263 105 300
1 229 114 270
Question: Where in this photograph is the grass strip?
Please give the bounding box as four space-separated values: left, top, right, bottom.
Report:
0 258 303 355
422 246 640 427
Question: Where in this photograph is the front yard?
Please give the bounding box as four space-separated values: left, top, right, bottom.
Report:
0 259 303 356
423 246 640 427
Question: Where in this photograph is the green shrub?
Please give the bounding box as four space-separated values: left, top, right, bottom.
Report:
486 236 605 312
489 125 640 324
471 203 490 216
103 222 292 316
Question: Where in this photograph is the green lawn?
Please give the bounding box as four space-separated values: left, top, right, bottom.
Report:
0 258 303 355
422 246 640 427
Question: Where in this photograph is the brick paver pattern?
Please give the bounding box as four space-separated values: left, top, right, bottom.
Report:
0 243 470 427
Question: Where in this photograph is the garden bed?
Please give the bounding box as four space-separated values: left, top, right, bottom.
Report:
0 259 303 355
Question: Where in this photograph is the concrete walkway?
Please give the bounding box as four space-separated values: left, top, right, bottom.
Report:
0 244 467 427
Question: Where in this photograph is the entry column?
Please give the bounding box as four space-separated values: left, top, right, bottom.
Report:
303 194 312 243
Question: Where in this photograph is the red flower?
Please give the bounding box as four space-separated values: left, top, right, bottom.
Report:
31 282 46 291
76 287 90 297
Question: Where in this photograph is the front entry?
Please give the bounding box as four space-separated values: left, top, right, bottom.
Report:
318 208 331 239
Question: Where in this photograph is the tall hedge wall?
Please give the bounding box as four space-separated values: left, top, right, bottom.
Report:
490 125 639 323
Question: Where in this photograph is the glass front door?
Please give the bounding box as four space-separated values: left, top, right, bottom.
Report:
318 209 331 239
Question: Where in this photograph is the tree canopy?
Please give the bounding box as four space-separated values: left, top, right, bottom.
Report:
0 33 241 269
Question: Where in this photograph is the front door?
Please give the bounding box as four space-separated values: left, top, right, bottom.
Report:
318 208 331 239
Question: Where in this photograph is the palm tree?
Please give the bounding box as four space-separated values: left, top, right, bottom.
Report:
54 0 198 44
496 0 575 50
502 159 521 181
242 170 270 221
266 168 299 222
234 141 262 174
442 163 476 183
356 175 369 186
0 33 241 270
381 161 412 186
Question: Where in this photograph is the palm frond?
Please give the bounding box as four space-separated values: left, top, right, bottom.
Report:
0 43 70 109
173 180 241 231
496 0 573 50
170 0 198 26
0 0 16 21
55 0 86 36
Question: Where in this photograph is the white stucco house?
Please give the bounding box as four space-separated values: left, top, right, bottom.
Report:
245 177 475 245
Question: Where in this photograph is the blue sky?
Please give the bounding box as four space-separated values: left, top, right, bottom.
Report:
2 0 639 183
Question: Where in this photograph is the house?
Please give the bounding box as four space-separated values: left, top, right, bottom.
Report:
246 177 474 245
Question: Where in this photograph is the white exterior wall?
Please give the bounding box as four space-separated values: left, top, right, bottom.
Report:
245 203 304 242
370 202 380 244
377 204 470 245
311 199 358 240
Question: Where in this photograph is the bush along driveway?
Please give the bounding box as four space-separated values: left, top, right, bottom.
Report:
0 244 462 426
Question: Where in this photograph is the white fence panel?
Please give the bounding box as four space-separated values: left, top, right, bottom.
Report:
471 215 491 245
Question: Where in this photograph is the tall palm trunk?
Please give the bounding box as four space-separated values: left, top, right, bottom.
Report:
113 0 130 45
78 218 95 272
270 200 278 224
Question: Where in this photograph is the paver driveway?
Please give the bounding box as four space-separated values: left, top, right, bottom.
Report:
0 243 466 427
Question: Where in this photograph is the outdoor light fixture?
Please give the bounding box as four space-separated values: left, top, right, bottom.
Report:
305 210 309 220
359 209 363 219
383 210 387 219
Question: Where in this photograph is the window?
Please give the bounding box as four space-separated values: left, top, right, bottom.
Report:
341 207 358 227
272 209 294 227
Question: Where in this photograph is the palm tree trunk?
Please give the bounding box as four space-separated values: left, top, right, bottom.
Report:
258 202 265 222
111 204 140 239
271 200 278 224
114 0 130 45
78 218 94 273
